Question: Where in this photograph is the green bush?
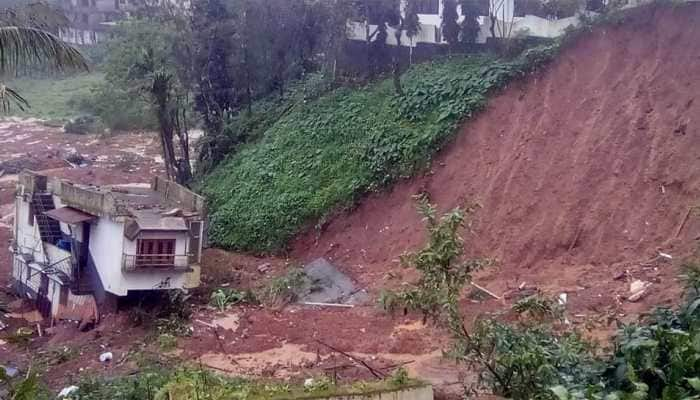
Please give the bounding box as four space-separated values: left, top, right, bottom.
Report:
201 45 559 253
72 83 157 131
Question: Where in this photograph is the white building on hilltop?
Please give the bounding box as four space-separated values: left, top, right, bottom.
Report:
346 0 607 46
10 171 205 324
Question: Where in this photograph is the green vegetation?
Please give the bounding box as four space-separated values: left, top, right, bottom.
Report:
7 73 102 122
72 365 423 400
381 199 700 400
209 287 257 311
259 268 309 307
380 195 489 323
201 44 559 253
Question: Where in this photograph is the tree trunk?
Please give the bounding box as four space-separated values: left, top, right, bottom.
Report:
392 29 403 96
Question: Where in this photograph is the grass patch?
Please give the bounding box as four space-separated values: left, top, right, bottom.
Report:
7 73 104 122
200 45 558 253
73 366 425 400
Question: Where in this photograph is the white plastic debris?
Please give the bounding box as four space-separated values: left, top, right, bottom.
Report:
659 252 673 260
58 386 79 398
99 352 113 363
558 293 568 306
629 280 651 302
304 378 315 388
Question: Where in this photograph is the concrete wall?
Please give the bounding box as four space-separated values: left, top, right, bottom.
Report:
90 216 191 295
88 216 125 295
14 196 47 264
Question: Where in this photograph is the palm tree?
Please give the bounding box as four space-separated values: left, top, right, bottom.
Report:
0 26 88 111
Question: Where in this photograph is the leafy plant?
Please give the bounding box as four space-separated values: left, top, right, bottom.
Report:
512 295 564 323
450 319 600 400
380 195 489 324
201 44 560 253
259 268 308 307
210 288 257 312
0 368 49 400
157 333 178 352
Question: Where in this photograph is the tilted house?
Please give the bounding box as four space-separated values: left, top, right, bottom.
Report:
10 171 205 322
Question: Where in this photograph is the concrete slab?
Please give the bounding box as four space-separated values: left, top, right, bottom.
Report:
300 258 368 305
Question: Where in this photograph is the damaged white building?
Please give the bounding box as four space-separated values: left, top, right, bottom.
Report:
10 171 205 323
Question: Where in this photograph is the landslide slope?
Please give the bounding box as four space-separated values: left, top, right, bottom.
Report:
294 4 700 291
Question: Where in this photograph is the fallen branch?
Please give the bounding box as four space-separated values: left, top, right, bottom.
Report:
568 227 583 252
316 340 386 379
675 207 695 238
379 360 415 370
470 282 501 300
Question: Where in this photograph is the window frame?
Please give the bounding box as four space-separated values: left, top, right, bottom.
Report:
135 238 176 268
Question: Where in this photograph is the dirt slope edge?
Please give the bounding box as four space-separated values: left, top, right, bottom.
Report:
292 4 700 308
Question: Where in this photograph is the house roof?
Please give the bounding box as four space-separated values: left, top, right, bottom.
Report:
123 210 189 241
44 207 96 224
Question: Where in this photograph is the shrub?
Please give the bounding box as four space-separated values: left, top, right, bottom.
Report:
209 288 257 312
380 195 489 323
64 115 105 135
201 45 560 253
259 268 309 307
72 83 157 131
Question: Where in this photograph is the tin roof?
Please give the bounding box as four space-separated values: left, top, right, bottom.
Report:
44 207 96 224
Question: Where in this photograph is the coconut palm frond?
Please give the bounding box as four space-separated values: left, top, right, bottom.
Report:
0 26 88 74
0 83 29 112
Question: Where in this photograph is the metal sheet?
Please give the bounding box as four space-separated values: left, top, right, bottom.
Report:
44 207 95 224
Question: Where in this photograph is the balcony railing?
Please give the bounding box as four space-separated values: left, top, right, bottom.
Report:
122 254 191 272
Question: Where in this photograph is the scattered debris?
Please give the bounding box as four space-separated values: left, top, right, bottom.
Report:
316 340 386 379
58 386 79 398
568 227 583 252
676 207 697 238
1 365 18 378
162 208 182 217
6 310 43 323
299 258 368 305
658 252 673 261
558 293 568 306
304 378 315 388
257 263 271 274
470 282 501 300
301 302 355 308
64 149 86 165
628 280 652 302
99 352 113 363
613 271 628 281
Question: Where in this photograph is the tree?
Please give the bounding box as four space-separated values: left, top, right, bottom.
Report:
404 0 421 65
0 26 87 111
388 0 420 94
105 20 193 183
441 0 460 52
190 0 237 133
459 0 481 44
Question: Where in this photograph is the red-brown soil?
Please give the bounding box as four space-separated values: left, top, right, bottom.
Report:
294 3 700 323
4 5 700 397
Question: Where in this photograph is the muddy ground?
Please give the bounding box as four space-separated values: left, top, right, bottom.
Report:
1 6 699 397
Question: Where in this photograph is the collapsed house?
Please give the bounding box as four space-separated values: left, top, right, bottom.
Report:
10 171 205 323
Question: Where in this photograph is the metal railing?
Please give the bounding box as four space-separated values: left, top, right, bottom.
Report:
122 254 191 272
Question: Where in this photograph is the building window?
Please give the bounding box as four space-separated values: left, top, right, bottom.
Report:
136 239 176 268
415 0 439 14
81 13 89 24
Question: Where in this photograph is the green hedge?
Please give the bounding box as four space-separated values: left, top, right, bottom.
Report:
201 45 558 253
